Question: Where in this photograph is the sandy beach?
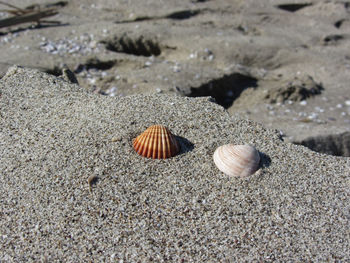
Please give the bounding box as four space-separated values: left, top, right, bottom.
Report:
1 0 350 261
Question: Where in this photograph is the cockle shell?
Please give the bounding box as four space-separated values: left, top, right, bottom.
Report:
133 125 180 159
213 144 260 177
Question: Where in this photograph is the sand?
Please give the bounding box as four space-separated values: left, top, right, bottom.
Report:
1 66 349 261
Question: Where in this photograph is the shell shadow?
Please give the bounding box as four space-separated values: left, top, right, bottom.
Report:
258 151 271 168
176 136 194 155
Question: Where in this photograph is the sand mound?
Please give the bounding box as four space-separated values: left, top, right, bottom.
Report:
1 67 349 261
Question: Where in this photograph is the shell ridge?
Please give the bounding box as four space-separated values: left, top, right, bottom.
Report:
157 125 163 159
147 126 154 158
153 125 160 158
151 126 157 158
139 133 147 157
143 128 153 158
133 135 142 153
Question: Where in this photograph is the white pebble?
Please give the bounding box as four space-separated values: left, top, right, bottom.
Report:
189 53 197 59
89 40 97 48
173 64 181 72
109 86 118 93
314 106 324 113
308 113 318 120
300 101 307 106
88 78 96 84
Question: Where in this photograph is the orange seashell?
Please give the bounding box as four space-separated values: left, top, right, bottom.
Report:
133 125 180 159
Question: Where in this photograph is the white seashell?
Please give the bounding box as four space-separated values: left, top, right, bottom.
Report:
213 144 260 177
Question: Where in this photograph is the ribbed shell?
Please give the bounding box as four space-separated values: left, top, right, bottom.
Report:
213 144 260 177
133 125 180 159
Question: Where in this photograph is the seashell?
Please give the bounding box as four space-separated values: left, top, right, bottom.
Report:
133 125 180 159
213 144 260 177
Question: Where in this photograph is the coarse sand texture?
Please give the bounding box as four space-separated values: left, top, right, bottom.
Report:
0 67 350 262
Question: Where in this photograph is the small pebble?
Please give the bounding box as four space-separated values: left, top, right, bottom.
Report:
189 53 197 59
145 61 152 66
87 175 99 191
314 106 324 113
308 113 318 120
111 136 122 142
173 64 181 72
336 104 343 108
